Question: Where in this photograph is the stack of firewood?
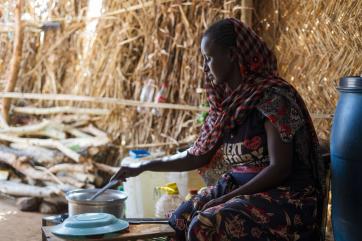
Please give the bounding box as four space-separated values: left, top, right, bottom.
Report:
0 116 121 213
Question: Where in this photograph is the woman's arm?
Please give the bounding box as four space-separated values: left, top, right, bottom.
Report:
202 120 293 209
112 140 221 181
141 150 212 172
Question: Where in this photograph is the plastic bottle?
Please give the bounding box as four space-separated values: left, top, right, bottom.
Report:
152 83 168 116
154 182 184 218
137 79 155 113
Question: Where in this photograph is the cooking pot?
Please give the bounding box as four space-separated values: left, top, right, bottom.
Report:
66 189 127 218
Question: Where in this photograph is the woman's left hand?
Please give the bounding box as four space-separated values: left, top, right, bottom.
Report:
201 196 229 211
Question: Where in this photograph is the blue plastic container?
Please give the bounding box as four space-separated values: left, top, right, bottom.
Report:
129 149 150 158
330 76 362 241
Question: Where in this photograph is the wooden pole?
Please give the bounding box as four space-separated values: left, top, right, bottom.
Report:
0 92 210 112
0 92 333 118
2 0 24 125
241 0 253 27
12 106 110 115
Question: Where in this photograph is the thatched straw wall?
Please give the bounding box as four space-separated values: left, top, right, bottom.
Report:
0 0 248 153
254 0 362 139
1 0 361 150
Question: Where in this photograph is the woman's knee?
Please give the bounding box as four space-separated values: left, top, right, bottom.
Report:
187 216 201 240
187 215 213 241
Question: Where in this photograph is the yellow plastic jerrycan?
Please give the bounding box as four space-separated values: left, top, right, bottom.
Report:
154 183 184 218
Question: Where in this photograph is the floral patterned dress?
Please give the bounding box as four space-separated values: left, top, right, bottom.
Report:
169 91 321 241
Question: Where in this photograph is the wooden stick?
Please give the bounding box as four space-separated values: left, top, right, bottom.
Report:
33 166 65 186
52 142 81 162
1 144 65 165
0 120 50 133
0 92 210 112
0 180 62 198
0 120 66 139
8 99 333 119
31 128 67 140
81 124 108 138
54 115 99 125
48 163 93 174
2 0 24 125
61 137 110 149
66 128 93 138
12 106 110 115
93 162 119 175
241 0 254 27
0 24 41 33
125 141 192 149
0 134 81 162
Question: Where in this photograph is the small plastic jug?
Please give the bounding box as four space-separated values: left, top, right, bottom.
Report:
154 183 184 218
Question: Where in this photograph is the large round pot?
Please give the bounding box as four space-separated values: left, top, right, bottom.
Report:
66 189 127 218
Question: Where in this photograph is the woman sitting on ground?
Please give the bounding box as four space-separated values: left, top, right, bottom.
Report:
113 18 325 241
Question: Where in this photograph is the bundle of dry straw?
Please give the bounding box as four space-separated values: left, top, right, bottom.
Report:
0 0 247 152
254 0 362 139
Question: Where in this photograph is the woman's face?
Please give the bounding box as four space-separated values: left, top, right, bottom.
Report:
201 36 235 86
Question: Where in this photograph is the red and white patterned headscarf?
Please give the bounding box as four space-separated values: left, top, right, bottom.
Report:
188 18 291 156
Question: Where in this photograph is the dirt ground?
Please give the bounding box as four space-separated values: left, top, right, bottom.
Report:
0 198 45 241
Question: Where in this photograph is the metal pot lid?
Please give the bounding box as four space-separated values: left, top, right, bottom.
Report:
338 76 362 92
50 213 129 237
66 189 127 204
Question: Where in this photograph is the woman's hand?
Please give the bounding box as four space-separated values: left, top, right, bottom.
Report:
201 196 229 211
111 163 144 181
